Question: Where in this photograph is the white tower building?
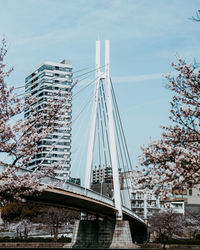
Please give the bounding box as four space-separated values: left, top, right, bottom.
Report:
25 60 73 180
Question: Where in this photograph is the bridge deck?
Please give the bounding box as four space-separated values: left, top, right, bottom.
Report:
0 166 145 226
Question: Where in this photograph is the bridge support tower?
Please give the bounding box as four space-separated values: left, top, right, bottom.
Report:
79 40 147 248
85 40 122 219
70 219 141 249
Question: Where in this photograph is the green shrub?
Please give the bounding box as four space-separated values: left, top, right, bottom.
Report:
1 202 39 222
0 237 53 242
169 239 200 245
0 237 12 242
57 236 71 243
0 236 71 243
196 234 200 240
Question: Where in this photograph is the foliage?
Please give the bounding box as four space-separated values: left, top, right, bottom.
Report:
1 201 38 222
183 207 200 239
148 209 184 243
1 202 80 242
138 58 200 196
0 39 74 205
190 10 200 22
149 208 200 246
10 219 32 239
1 202 80 235
0 236 71 242
57 235 71 243
37 206 80 241
167 238 200 245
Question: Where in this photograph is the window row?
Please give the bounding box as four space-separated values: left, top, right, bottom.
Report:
25 65 72 82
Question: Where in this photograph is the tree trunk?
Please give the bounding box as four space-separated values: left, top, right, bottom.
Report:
163 242 166 250
54 223 59 242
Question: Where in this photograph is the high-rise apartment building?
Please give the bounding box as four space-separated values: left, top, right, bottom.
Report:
25 60 73 180
92 165 113 184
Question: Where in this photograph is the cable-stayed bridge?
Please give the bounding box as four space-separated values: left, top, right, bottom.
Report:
1 40 147 248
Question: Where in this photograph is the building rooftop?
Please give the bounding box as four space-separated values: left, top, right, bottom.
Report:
26 60 72 78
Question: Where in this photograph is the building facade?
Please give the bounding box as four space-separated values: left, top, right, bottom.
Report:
120 170 185 218
25 60 73 180
92 167 187 218
131 190 185 220
92 165 113 183
187 185 200 205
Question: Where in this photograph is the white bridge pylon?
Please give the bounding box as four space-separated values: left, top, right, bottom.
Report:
85 40 123 220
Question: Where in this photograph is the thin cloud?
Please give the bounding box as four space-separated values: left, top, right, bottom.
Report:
113 72 164 84
112 71 177 84
76 71 177 86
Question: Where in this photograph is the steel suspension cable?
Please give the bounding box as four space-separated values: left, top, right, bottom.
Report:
16 75 90 98
97 84 108 167
71 87 94 154
110 78 133 202
32 93 93 173
14 65 105 97
30 74 96 173
96 110 102 168
112 98 132 203
72 72 105 99
13 66 94 90
110 78 133 172
70 116 91 185
63 100 92 186
112 105 126 171
72 66 94 74
99 82 112 166
72 65 105 81
112 101 129 173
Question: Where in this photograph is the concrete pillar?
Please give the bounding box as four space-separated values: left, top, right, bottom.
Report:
69 220 140 249
109 220 139 248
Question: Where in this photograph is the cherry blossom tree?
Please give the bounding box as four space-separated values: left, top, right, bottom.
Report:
149 209 183 249
0 39 74 205
190 10 200 22
39 206 80 241
183 207 200 239
1 201 38 222
12 219 32 239
138 58 200 196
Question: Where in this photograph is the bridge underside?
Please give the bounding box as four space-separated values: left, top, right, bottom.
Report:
27 187 147 242
28 187 117 219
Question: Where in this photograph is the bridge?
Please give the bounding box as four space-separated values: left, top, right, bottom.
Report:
0 40 147 248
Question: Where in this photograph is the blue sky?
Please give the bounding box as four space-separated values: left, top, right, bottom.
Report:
1 0 200 179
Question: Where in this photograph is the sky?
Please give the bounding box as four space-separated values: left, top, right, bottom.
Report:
1 0 200 180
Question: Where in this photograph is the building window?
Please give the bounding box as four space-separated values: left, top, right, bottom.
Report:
189 189 192 196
